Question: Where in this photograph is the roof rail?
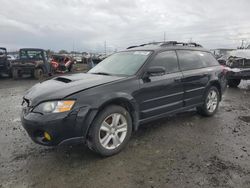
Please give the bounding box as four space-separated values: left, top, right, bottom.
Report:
127 42 161 49
127 45 138 49
160 41 202 47
127 41 202 49
187 42 203 47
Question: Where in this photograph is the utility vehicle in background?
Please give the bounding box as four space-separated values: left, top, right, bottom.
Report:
11 48 51 80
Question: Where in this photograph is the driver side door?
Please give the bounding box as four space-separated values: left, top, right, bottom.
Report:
136 50 184 122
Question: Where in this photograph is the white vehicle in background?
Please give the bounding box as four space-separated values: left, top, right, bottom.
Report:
7 55 16 61
74 55 83 63
219 49 250 87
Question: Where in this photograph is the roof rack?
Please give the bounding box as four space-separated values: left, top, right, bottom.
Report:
127 41 202 49
127 42 161 49
160 41 202 47
127 45 138 49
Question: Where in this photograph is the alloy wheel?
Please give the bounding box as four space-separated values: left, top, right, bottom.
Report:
206 90 218 113
99 113 128 150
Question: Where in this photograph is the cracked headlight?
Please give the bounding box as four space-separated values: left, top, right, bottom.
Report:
33 100 75 114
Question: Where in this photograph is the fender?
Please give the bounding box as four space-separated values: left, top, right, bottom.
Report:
99 93 140 129
79 92 140 140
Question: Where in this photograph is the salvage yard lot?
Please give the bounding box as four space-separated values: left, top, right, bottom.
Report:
0 78 250 188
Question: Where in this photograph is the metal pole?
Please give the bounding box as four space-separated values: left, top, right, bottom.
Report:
104 41 107 56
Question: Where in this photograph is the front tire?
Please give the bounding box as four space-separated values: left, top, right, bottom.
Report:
228 79 241 88
197 86 220 117
87 105 132 157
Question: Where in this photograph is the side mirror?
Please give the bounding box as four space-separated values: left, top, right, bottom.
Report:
145 66 166 77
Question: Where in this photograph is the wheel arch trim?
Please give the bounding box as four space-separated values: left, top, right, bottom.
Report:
206 80 222 101
83 94 139 141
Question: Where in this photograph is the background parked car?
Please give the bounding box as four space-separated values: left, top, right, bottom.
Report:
73 54 83 63
11 48 51 80
0 47 11 77
223 49 250 87
211 48 235 60
7 54 16 61
51 54 74 73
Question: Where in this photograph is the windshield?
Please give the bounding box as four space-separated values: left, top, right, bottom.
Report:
88 51 151 76
20 50 44 60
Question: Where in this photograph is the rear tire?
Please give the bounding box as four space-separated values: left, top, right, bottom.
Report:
34 68 43 80
228 79 241 88
87 105 132 157
197 86 220 117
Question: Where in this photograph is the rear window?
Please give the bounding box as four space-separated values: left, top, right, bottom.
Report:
177 50 218 71
198 51 219 67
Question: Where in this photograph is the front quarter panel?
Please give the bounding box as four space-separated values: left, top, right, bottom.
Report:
66 77 140 138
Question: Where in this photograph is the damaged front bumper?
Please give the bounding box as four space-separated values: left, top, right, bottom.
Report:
21 106 92 146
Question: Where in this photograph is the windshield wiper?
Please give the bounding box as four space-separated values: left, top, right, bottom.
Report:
91 72 111 76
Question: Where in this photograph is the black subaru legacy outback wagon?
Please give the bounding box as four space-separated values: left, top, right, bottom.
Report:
21 41 227 156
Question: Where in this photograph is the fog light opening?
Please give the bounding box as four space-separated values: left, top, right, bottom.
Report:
44 132 52 141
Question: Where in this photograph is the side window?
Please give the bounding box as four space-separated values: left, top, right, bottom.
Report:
177 50 207 71
150 51 179 73
198 51 219 67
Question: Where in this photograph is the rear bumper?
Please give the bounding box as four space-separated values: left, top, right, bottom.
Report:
21 106 92 146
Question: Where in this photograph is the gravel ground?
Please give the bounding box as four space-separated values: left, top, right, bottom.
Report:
0 77 250 188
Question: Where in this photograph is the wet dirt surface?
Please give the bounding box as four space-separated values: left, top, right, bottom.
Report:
0 77 250 188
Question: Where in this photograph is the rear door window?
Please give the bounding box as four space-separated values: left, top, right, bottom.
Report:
177 50 206 71
149 51 179 73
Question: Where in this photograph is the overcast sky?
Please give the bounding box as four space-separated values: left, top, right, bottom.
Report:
1 0 250 52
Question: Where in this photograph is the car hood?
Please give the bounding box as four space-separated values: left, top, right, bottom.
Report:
24 73 125 106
